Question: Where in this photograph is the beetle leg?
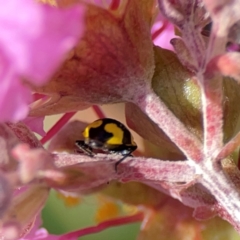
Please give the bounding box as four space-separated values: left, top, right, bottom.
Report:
114 151 133 172
75 140 94 157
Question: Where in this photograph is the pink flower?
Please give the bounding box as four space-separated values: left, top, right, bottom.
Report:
0 0 85 122
22 117 45 136
152 23 175 51
151 14 175 51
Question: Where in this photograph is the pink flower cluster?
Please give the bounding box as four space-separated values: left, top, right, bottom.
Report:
0 0 84 122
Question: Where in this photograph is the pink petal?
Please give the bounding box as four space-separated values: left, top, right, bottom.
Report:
0 0 85 84
0 0 85 122
0 173 12 218
22 117 45 136
0 61 31 122
20 215 52 240
152 23 175 51
0 185 49 239
20 214 70 240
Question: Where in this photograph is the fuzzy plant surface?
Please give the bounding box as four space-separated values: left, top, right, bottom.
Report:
1 0 240 239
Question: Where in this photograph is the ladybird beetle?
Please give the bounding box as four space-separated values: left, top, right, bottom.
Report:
75 118 137 171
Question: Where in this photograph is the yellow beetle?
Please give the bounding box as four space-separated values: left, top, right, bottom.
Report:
75 118 137 171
